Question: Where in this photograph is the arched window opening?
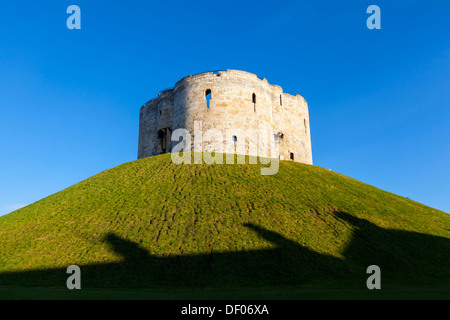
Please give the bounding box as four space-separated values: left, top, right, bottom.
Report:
290 152 294 161
232 135 237 152
205 89 211 109
252 93 256 112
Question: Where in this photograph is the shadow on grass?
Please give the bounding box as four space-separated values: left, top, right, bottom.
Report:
0 212 449 293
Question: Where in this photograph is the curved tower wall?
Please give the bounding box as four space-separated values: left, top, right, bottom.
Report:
138 70 312 164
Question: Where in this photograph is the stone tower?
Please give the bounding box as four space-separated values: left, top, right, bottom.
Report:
138 70 313 164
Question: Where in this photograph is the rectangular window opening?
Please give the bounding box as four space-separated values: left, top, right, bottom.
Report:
206 89 211 109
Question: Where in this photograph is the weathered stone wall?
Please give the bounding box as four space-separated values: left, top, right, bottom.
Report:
138 70 313 164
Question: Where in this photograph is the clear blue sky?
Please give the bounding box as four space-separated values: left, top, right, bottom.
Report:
0 0 449 216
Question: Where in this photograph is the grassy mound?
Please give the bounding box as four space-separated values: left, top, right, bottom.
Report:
0 153 448 297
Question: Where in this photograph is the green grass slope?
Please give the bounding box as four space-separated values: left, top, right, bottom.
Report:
0 153 449 298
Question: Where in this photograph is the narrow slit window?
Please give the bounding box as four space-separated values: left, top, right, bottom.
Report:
304 119 307 134
205 89 211 109
252 93 256 112
280 94 282 106
232 135 237 152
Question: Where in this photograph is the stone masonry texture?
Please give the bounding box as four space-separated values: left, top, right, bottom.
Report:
138 70 313 164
